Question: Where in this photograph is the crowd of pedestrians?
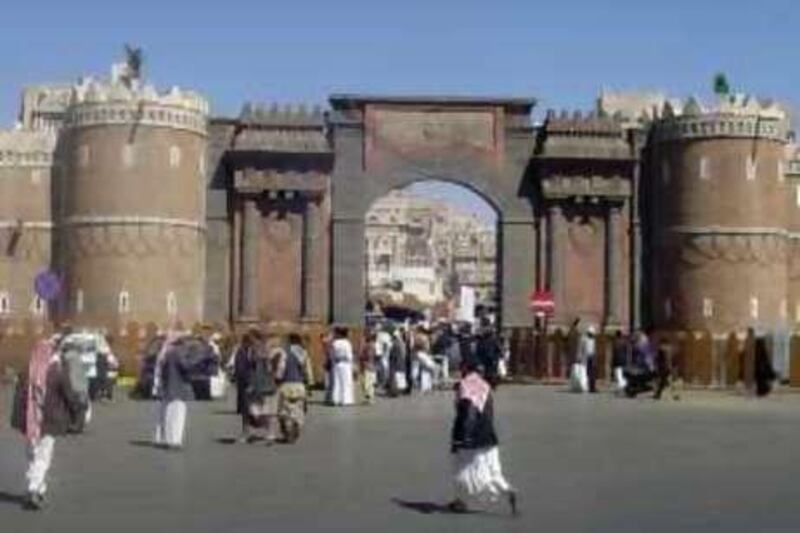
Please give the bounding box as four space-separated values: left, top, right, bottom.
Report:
7 313 780 516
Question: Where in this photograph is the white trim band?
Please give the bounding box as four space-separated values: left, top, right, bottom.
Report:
63 215 206 231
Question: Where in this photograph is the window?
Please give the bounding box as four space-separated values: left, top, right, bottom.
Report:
698 157 710 180
167 291 177 316
702 297 713 318
746 156 758 181
75 289 84 314
780 299 788 319
31 296 45 317
122 144 135 168
169 146 181 168
749 296 759 320
78 144 90 168
661 158 671 184
0 291 10 315
118 290 130 314
778 160 785 183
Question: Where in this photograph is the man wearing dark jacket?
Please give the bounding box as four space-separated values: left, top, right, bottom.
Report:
12 340 82 510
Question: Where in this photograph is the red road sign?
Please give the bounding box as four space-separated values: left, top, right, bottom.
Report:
529 289 555 316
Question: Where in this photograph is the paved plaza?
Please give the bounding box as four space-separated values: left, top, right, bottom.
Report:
1 384 800 532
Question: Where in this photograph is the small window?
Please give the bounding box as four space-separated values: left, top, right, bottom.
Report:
167 291 177 316
0 291 10 315
699 156 710 180
122 144 135 168
31 296 45 317
75 289 84 314
118 290 130 314
780 299 788 319
702 297 713 318
750 296 759 320
661 158 671 184
78 145 90 168
169 146 181 168
746 156 757 181
778 160 785 183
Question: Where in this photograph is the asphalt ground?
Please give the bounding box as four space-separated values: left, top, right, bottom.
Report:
1 384 799 532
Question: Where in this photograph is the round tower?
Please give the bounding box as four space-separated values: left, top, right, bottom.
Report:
650 95 789 333
57 69 209 327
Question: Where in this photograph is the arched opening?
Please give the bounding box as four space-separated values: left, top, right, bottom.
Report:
363 180 500 326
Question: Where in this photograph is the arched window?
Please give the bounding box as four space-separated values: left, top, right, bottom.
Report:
167 291 178 316
122 144 135 168
698 156 710 180
169 146 181 168
75 289 84 314
749 296 759 319
746 156 758 181
0 291 10 315
702 297 713 318
118 290 131 314
661 158 671 185
31 296 45 317
78 144 90 168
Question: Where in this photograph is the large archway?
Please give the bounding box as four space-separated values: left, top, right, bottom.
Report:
365 180 499 324
328 95 537 327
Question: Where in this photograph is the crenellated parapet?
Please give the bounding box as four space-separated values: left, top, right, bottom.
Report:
653 94 788 143
0 130 56 167
234 102 330 153
63 75 209 135
537 109 632 160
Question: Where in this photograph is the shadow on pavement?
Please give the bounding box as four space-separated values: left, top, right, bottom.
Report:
392 498 482 515
0 490 26 507
128 439 163 449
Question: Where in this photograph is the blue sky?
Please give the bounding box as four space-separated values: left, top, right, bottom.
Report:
1 0 797 216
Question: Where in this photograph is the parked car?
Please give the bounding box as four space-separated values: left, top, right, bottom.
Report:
133 334 224 400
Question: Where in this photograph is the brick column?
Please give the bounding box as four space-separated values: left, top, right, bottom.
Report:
606 205 621 326
240 197 261 319
548 205 566 323
301 195 321 320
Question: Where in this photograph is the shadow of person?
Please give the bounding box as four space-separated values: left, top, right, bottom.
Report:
392 498 481 515
128 439 164 449
0 490 26 507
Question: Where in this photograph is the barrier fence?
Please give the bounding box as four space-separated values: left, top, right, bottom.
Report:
505 328 800 388
2 320 800 389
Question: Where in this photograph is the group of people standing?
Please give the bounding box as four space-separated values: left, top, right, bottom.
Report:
227 329 314 444
334 319 508 406
566 319 779 400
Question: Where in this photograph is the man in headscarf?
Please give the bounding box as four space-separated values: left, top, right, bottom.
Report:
11 339 82 510
152 331 194 449
448 358 517 516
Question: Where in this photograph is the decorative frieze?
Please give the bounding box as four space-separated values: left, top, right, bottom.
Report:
654 114 786 143
64 102 207 135
0 131 56 168
541 175 631 200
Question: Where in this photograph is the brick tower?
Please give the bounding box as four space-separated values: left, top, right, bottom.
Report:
649 95 790 333
55 63 209 327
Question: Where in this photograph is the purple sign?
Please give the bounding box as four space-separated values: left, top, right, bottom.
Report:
34 270 62 301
